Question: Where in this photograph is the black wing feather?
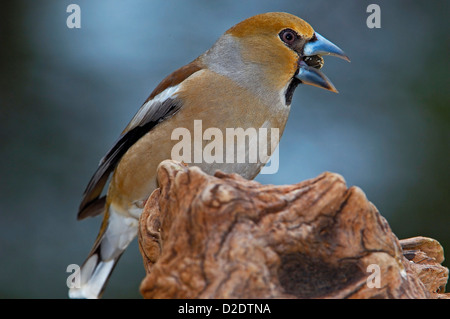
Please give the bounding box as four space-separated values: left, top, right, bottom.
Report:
77 98 182 219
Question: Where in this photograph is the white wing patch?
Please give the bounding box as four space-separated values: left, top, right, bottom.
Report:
125 84 181 132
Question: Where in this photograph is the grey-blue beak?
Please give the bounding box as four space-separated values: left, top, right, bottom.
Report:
297 60 339 93
296 32 349 93
303 32 350 62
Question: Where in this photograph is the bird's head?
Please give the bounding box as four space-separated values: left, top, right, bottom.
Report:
204 12 349 102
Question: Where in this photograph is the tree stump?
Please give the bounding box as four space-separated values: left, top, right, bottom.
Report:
138 160 448 299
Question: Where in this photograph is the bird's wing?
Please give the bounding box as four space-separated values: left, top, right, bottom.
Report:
77 60 204 220
77 97 183 220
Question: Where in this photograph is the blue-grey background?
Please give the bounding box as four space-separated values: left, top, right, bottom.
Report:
0 1 448 298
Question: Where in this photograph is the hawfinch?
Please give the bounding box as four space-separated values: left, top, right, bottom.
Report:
69 12 349 299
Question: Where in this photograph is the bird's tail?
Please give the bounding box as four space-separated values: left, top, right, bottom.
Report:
69 206 139 299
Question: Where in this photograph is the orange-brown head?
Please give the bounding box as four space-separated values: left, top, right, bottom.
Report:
202 12 349 100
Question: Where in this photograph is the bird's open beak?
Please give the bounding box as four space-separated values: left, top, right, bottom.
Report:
296 32 350 93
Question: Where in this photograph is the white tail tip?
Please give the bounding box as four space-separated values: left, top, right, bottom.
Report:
69 254 115 299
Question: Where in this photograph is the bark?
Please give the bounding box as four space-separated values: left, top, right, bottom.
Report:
138 160 448 299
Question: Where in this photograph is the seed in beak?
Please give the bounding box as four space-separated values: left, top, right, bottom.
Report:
303 55 324 69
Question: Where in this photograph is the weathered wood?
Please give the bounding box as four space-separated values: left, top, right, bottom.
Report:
138 160 448 299
400 237 449 299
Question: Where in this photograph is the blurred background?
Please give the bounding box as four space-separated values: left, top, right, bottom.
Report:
0 0 448 298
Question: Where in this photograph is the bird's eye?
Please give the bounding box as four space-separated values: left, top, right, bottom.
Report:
279 29 297 45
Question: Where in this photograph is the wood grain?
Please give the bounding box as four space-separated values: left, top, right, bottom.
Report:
138 160 448 299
